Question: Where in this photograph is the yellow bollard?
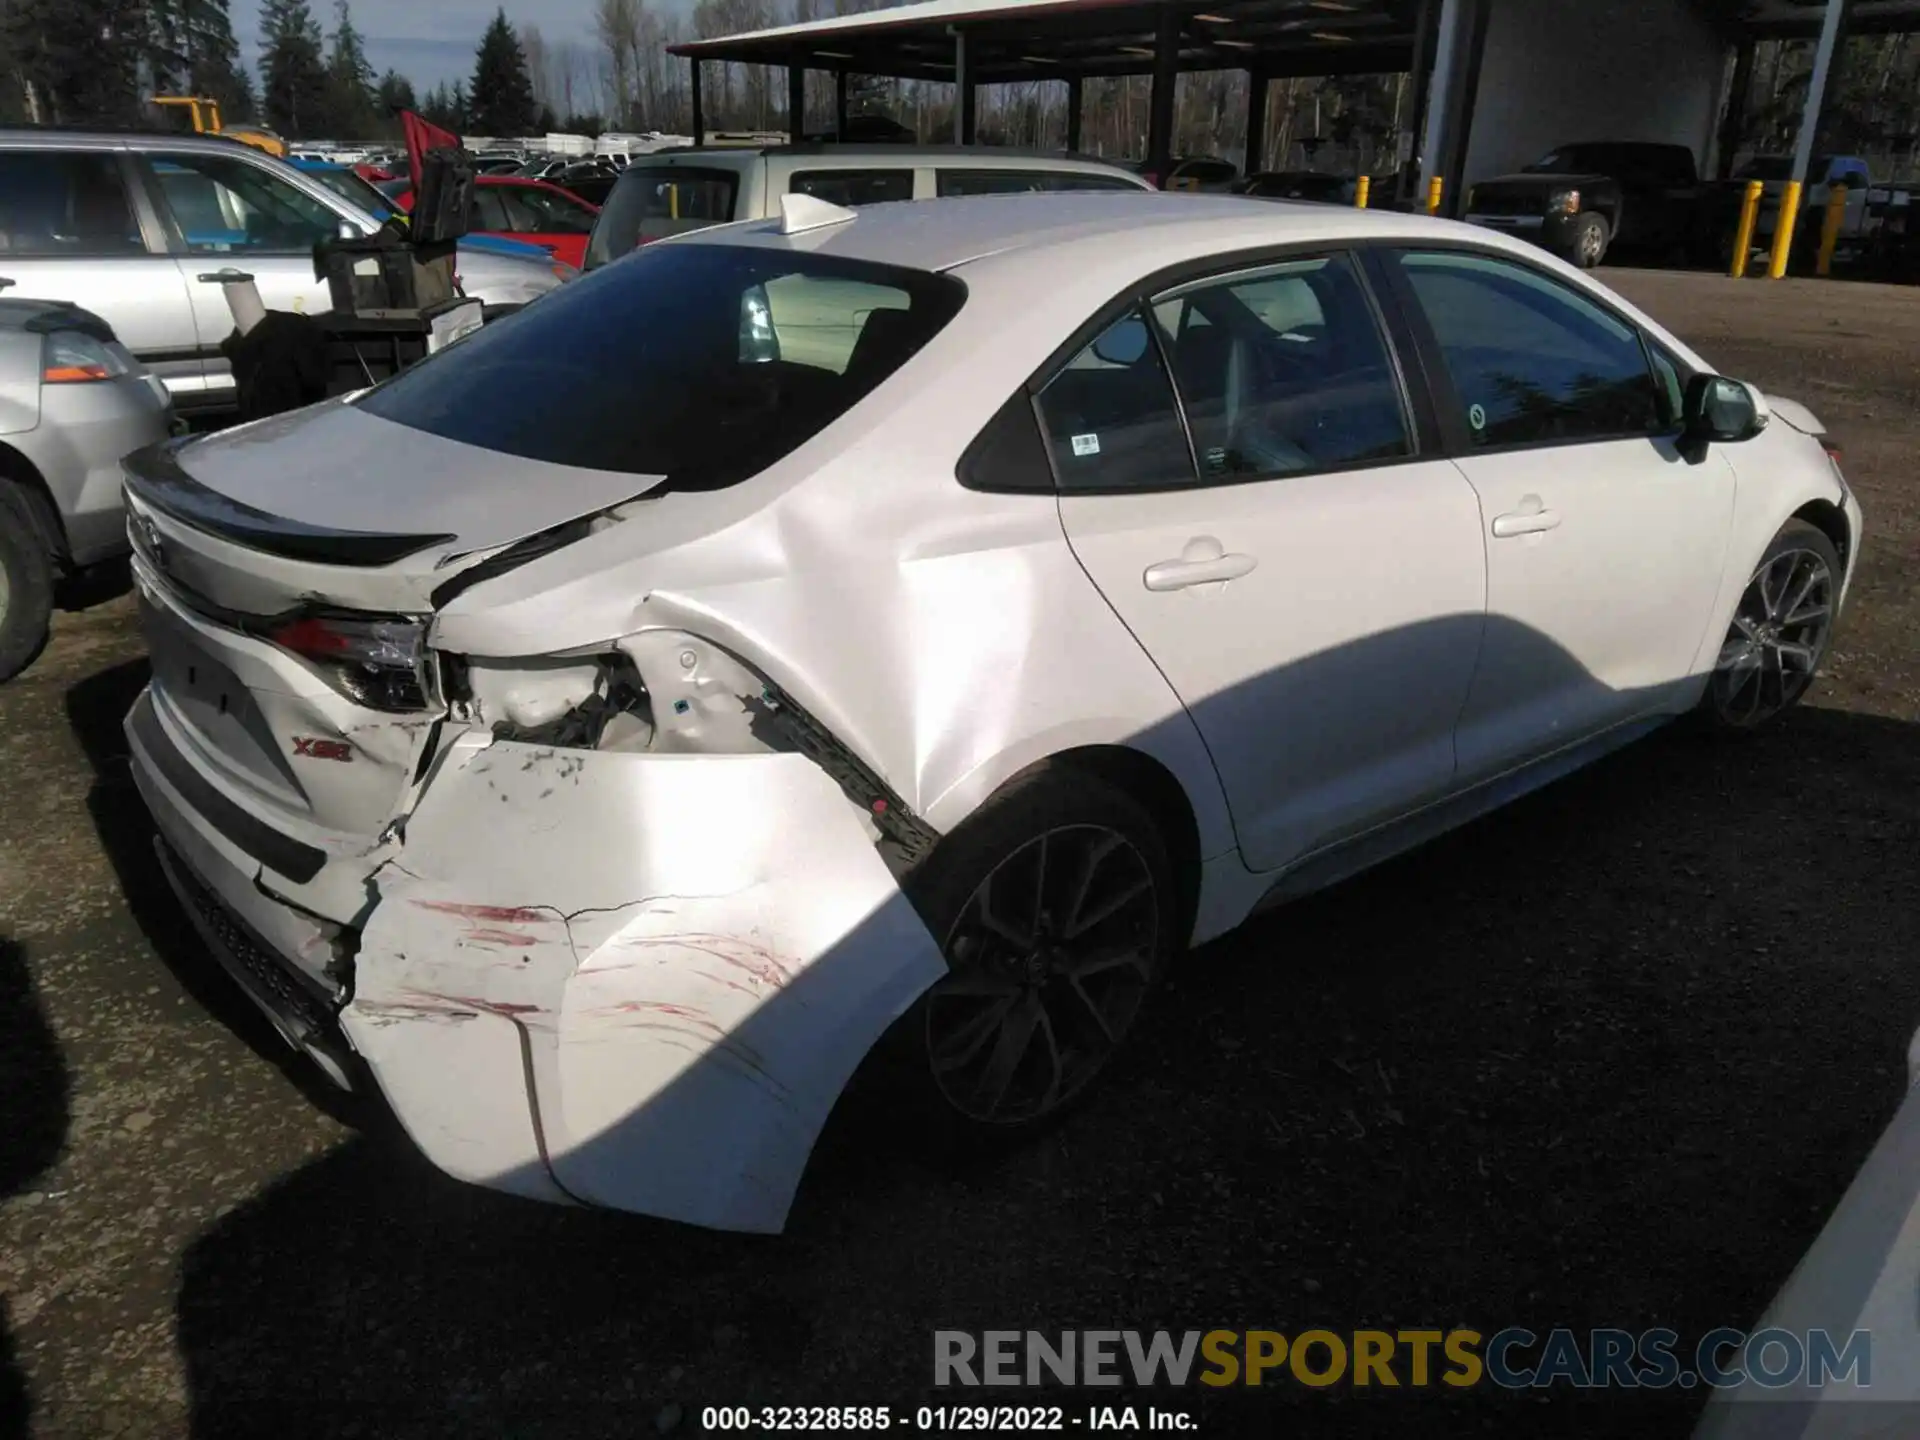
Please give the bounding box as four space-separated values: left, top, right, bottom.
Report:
1767 179 1803 279
1354 174 1370 209
1426 176 1444 215
1730 179 1763 279
1816 183 1848 277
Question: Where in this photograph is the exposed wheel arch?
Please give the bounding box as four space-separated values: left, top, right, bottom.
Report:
1007 744 1203 950
1792 497 1852 572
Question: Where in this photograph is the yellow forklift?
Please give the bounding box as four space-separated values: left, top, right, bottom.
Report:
149 96 288 158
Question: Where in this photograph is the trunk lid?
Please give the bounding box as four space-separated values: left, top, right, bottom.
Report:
123 399 664 615
123 403 660 859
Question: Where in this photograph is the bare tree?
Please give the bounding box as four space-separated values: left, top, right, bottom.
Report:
596 0 640 126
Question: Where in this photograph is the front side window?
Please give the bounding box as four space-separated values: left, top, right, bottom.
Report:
584 165 741 267
789 169 914 207
1395 250 1661 448
0 151 144 256
935 169 1145 197
1149 254 1410 479
146 152 343 253
471 187 513 231
1035 309 1196 492
358 244 965 488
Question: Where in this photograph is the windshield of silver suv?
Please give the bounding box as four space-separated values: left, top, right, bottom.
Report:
585 165 742 268
359 242 966 489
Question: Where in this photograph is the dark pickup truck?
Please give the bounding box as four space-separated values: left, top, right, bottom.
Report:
1464 141 1705 268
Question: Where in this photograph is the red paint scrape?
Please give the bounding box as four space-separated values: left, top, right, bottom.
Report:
414 900 553 924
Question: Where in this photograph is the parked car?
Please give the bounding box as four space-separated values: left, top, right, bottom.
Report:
388 175 600 268
121 192 1858 1232
1465 140 1704 267
293 160 574 271
1714 152 1915 270
0 130 569 417
1235 170 1355 204
1155 155 1241 192
1691 1021 1920 1436
0 296 172 679
583 143 1150 268
555 163 618 207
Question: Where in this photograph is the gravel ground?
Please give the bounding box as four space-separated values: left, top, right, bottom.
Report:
3 268 1918 1440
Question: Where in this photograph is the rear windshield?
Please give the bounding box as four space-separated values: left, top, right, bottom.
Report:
585 165 740 268
358 243 966 488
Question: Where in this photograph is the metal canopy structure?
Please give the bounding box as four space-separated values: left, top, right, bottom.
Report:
667 0 1920 218
669 0 1422 84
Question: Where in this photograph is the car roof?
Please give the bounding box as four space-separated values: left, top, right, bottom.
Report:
0 128 266 154
634 143 1133 169
676 190 1474 273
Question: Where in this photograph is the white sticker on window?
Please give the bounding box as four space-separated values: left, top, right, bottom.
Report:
1468 403 1488 432
1071 433 1101 457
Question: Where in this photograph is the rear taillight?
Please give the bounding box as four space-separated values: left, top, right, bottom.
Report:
43 330 129 383
270 614 437 712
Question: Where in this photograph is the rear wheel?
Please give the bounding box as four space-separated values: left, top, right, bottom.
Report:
1701 520 1840 730
895 766 1179 1143
0 484 54 682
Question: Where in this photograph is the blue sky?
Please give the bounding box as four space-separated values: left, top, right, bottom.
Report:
231 0 607 94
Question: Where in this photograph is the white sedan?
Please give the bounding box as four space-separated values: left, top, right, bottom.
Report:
121 191 1861 1232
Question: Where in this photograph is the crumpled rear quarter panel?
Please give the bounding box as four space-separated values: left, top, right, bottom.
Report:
342 738 947 1233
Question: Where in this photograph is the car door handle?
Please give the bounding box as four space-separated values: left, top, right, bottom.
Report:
1143 548 1258 591
196 268 256 284
1491 498 1562 538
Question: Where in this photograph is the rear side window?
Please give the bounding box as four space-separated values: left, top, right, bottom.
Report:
0 151 144 256
935 169 1145 197
1035 309 1196 491
359 244 965 489
584 165 739 268
790 170 914 207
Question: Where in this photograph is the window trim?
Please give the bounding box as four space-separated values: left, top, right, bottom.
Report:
1024 247 1427 498
1376 241 1685 460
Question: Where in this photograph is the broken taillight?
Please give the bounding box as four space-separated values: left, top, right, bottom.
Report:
270 614 437 713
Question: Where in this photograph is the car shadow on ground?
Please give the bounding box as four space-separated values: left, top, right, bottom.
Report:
63 658 366 1130
105 684 1916 1440
0 934 70 1438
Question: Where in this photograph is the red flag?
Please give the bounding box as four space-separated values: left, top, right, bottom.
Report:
400 110 462 192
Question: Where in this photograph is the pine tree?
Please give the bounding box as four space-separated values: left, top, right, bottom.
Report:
258 0 330 137
467 9 536 138
326 0 375 139
149 1 254 122
376 68 416 119
4 0 147 125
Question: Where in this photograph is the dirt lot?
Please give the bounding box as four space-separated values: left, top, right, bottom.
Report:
3 269 1919 1440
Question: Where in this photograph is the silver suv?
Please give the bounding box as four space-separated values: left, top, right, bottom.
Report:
0 130 569 416
584 144 1151 269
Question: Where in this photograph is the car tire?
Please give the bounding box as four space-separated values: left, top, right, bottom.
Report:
1567 212 1610 268
1699 519 1841 731
888 764 1180 1148
0 484 55 683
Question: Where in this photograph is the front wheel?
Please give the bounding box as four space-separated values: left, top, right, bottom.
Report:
1701 519 1840 730
894 766 1179 1143
1565 213 1610 269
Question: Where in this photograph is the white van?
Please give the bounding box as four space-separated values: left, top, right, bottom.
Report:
583 143 1151 269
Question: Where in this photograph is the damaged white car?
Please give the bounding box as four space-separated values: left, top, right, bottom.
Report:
124 191 1861 1232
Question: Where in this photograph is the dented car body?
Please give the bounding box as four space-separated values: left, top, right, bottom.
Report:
124 193 1860 1231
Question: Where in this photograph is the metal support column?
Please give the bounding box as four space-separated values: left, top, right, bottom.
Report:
954 30 975 143
1716 42 1755 179
1439 0 1491 218
1792 0 1852 184
788 64 806 142
1244 71 1268 177
1066 74 1083 152
835 68 849 137
690 59 704 143
1146 5 1180 180
1400 0 1441 204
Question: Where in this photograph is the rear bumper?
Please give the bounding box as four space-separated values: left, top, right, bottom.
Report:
126 687 947 1233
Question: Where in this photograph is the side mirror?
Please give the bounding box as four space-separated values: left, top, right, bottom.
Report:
1680 373 1768 460
1090 315 1151 367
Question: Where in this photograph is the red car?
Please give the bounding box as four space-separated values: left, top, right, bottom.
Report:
390 175 600 268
